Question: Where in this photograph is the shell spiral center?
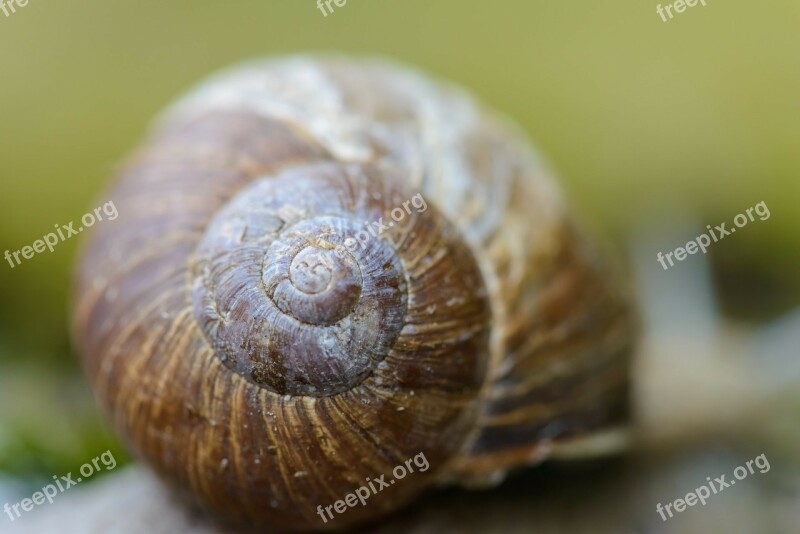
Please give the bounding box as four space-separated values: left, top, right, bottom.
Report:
190 166 409 397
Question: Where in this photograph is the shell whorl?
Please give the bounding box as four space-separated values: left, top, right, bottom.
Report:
72 56 635 531
72 57 500 530
191 164 413 396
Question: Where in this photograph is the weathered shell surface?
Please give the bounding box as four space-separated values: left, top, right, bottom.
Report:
72 56 635 531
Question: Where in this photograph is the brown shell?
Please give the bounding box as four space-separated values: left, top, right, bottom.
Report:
72 56 635 531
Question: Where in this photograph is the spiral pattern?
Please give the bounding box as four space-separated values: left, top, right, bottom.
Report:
191 164 409 396
72 57 634 531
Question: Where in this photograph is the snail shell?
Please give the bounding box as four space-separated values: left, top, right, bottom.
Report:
72 56 635 531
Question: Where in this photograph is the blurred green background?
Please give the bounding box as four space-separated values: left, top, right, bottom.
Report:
0 0 798 486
